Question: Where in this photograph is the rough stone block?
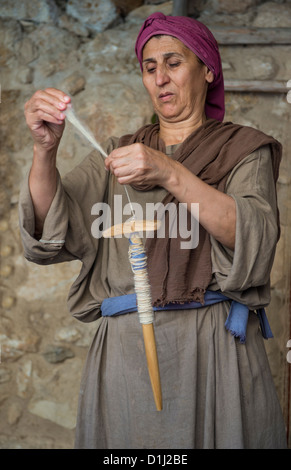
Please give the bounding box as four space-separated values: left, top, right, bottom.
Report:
66 0 119 34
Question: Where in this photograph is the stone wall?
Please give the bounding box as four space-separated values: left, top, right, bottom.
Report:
0 0 290 449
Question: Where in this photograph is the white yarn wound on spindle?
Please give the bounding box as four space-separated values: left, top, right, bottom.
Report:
128 234 154 325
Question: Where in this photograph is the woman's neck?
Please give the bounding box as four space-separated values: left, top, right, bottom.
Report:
159 113 207 146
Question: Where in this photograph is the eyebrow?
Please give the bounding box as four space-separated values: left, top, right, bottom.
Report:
142 52 185 64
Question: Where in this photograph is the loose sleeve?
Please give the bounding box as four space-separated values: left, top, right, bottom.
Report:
210 145 279 308
18 138 115 266
19 170 70 263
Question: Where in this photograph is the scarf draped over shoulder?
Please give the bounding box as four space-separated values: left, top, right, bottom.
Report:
118 119 282 306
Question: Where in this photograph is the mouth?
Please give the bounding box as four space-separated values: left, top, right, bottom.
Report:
158 92 174 102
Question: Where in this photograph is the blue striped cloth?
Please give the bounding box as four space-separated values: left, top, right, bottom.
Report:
101 290 273 344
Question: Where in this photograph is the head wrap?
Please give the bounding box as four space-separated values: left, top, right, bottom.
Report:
135 12 225 122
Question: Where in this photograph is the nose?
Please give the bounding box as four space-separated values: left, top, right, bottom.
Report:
155 65 170 87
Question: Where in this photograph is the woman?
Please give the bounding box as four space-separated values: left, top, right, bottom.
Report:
20 13 287 448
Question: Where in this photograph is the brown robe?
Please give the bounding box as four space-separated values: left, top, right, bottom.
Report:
18 134 287 448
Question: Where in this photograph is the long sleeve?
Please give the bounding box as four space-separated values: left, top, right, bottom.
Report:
18 140 112 266
19 170 70 263
210 144 279 308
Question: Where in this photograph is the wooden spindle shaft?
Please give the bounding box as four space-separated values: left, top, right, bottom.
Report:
142 323 163 411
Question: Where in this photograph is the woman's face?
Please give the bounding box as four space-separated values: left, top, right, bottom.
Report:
142 35 213 123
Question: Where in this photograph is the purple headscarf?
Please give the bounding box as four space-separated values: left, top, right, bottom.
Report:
135 12 225 122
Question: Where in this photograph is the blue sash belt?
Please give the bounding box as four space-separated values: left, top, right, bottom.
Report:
101 290 273 344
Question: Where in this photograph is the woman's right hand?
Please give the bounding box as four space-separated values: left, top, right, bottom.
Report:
24 88 71 152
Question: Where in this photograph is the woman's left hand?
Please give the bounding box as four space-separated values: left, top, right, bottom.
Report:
105 143 175 188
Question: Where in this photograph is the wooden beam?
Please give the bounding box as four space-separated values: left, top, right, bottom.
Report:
224 79 288 93
209 27 291 45
172 0 188 17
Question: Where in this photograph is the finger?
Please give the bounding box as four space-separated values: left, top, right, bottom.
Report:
107 147 129 162
44 88 71 114
108 143 144 159
104 159 113 174
26 89 70 117
27 109 65 128
112 160 136 179
105 151 130 171
26 97 67 127
37 88 71 110
44 88 71 104
116 175 133 185
116 171 145 185
107 144 143 166
31 89 70 108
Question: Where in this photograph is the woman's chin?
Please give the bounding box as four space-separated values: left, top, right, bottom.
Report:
156 108 180 122
159 114 183 123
